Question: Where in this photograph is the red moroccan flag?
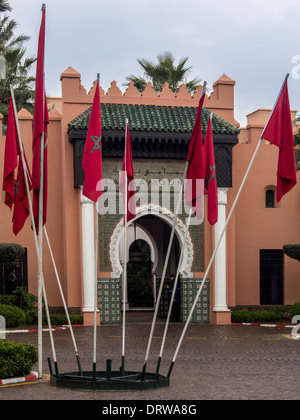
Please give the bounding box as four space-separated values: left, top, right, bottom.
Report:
32 7 48 231
261 75 297 202
13 155 32 235
120 122 136 223
3 96 18 209
82 80 102 202
203 114 218 225
185 90 205 220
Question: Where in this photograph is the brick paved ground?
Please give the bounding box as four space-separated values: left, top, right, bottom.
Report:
1 313 300 401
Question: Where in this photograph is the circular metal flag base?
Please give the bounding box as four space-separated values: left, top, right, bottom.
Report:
50 370 169 391
48 357 170 391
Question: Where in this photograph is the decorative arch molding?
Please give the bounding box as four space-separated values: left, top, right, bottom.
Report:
109 204 194 278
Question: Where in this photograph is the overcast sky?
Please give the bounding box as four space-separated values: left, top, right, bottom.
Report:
7 0 300 126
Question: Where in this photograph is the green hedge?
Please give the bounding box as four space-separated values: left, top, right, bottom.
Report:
0 340 37 379
0 304 26 327
231 309 283 323
46 314 83 326
290 303 300 319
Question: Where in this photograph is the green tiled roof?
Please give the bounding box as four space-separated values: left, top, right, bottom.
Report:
68 103 240 135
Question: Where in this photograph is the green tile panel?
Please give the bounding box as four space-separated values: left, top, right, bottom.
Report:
181 278 210 324
98 278 121 325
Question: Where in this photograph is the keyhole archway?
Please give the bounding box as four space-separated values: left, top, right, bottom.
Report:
109 204 194 309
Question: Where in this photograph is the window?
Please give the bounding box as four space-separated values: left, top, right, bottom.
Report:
0 248 28 295
265 189 275 208
260 250 283 305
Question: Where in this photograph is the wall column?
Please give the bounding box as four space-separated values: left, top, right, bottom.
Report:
80 188 100 326
213 188 231 324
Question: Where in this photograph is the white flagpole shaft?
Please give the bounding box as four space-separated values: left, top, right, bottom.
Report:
92 73 101 377
10 85 57 378
141 160 189 375
93 201 98 374
168 137 264 375
44 227 80 358
122 119 129 371
158 209 193 363
37 133 44 378
122 188 128 357
142 82 207 375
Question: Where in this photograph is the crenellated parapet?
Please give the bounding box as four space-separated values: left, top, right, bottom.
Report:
58 67 238 126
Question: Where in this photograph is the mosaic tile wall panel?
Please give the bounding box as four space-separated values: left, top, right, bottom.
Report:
98 278 121 324
181 278 210 324
156 278 170 318
99 160 204 273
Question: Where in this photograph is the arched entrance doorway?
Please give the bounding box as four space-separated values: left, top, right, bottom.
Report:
109 204 194 310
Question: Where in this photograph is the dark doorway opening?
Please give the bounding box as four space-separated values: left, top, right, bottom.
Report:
260 249 283 305
127 239 153 307
0 248 28 295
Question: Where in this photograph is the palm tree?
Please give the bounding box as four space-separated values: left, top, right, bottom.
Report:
0 14 30 51
0 0 11 13
0 1 35 123
125 52 201 94
0 47 35 120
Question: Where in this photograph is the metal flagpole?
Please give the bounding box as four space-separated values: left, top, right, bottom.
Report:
166 76 291 377
155 208 193 377
92 73 101 379
37 121 44 377
11 83 82 376
92 199 98 378
167 136 264 378
121 118 129 375
141 81 207 380
44 227 82 375
9 84 58 377
36 3 46 380
141 160 189 380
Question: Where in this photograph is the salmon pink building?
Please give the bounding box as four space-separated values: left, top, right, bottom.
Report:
0 67 299 326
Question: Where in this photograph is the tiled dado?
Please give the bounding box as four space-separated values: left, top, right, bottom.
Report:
98 277 209 325
181 278 210 324
98 278 121 324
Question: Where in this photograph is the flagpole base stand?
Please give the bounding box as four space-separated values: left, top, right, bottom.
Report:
49 368 169 391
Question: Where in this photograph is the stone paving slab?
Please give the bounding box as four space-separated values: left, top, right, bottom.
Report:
0 318 299 401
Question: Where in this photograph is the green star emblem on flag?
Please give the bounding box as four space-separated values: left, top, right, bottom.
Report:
14 180 20 195
208 165 216 185
90 135 102 153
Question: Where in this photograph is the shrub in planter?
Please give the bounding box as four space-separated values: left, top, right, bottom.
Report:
0 340 37 379
0 304 26 327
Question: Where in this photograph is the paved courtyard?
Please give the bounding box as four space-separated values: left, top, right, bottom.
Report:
1 313 299 401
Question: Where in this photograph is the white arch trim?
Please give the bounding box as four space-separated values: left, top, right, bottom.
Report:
109 204 194 278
